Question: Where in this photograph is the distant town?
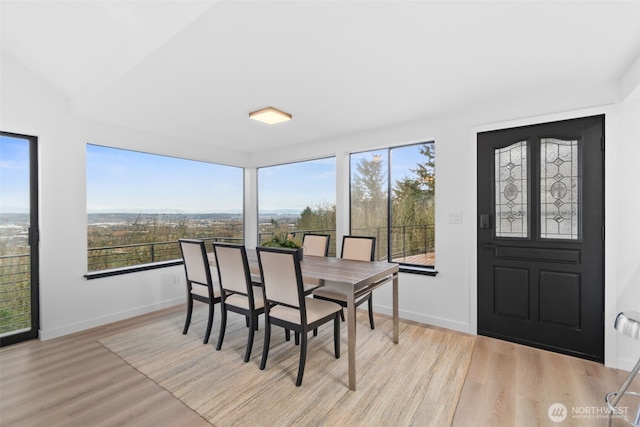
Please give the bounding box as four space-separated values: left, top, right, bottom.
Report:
0 212 304 257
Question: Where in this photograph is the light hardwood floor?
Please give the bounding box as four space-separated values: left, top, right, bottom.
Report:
1 305 637 427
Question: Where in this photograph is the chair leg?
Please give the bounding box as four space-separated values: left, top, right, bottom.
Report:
203 302 214 344
285 329 291 341
260 320 271 370
183 297 193 334
368 296 375 330
295 332 300 345
340 309 345 322
334 314 341 358
215 307 227 351
244 314 256 363
296 331 308 386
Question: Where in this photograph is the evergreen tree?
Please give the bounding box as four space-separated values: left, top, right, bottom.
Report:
351 154 388 231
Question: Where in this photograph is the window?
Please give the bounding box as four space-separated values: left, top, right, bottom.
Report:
350 142 435 271
258 157 336 255
0 131 39 344
86 144 243 274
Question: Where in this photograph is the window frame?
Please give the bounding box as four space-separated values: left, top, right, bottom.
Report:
256 156 337 255
349 142 437 276
85 144 244 279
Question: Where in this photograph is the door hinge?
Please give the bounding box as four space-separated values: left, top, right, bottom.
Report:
601 136 605 151
601 226 605 240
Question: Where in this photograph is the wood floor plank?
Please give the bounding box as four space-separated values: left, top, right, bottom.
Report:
1 305 638 427
452 335 640 427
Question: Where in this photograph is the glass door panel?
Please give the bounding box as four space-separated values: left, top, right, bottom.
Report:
0 132 38 346
494 140 528 238
540 138 580 240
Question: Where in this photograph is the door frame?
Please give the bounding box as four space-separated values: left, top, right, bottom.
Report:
0 131 40 346
469 106 617 367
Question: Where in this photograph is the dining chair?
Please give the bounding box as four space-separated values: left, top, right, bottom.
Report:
313 235 377 329
256 246 342 386
300 233 330 296
179 239 222 344
302 233 330 257
212 242 265 362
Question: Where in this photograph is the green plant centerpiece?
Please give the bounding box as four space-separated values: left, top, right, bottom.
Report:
262 232 303 259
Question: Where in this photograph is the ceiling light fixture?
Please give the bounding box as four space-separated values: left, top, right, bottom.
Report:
249 107 292 125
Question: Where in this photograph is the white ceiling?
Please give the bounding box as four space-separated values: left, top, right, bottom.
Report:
2 1 639 153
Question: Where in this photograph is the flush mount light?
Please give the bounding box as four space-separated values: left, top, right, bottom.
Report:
249 107 292 125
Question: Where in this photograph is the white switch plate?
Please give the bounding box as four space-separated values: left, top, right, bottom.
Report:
448 211 462 224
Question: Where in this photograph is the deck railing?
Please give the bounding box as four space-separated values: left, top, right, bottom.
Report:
0 253 31 335
87 236 243 272
259 224 435 263
1 224 434 336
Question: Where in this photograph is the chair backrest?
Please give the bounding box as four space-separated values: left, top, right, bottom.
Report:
256 246 304 309
341 236 376 261
302 233 330 257
212 243 252 296
179 239 213 287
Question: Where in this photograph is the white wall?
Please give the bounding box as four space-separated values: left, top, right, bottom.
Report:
1 53 249 338
607 85 640 370
251 82 640 371
2 50 638 370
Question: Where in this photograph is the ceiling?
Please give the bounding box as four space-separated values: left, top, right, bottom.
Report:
2 1 639 153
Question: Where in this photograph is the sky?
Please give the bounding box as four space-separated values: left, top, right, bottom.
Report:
86 144 244 213
258 157 336 212
2 136 430 215
0 135 30 213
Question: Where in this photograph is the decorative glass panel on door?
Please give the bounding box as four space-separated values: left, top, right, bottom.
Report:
540 138 580 240
495 140 528 238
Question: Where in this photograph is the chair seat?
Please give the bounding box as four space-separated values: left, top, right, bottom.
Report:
270 298 342 325
615 311 640 340
313 287 370 304
191 284 221 299
224 287 265 310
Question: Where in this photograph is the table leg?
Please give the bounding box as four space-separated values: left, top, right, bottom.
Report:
393 273 399 343
347 292 356 391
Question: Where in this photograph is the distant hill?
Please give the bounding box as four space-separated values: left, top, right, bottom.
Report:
87 212 244 224
0 213 30 224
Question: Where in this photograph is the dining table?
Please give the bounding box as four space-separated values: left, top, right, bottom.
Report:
208 248 399 391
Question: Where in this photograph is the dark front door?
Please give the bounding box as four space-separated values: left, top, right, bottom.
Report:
477 115 604 362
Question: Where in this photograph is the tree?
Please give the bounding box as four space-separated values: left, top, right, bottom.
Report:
391 144 435 256
392 144 435 225
413 144 435 199
297 203 336 232
351 154 388 231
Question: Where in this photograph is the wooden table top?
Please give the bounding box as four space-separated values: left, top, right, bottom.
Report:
209 249 398 295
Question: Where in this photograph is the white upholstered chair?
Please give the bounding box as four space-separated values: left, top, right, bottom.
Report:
212 242 265 362
256 246 342 386
302 233 330 257
179 239 221 344
312 235 376 329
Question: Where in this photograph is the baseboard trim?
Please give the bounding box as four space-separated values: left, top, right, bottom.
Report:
39 298 184 340
373 304 471 334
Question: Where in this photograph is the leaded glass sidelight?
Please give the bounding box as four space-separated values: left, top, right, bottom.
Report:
540 138 579 239
495 141 528 238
